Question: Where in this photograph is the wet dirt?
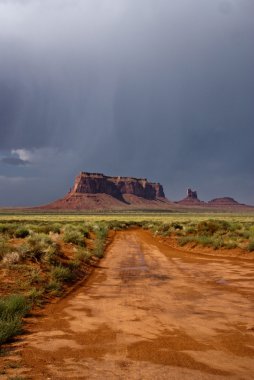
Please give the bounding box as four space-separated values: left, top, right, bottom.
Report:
1 230 254 379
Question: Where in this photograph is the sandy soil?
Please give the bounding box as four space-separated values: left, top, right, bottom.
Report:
1 230 254 379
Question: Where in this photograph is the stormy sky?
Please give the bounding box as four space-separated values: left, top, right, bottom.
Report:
0 0 253 206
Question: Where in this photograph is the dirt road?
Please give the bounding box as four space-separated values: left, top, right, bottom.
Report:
2 230 254 379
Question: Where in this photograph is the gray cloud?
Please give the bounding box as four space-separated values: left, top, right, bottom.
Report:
0 0 253 206
1 157 29 165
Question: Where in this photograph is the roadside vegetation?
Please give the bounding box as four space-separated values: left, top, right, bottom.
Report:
0 214 253 346
147 219 254 252
0 220 109 346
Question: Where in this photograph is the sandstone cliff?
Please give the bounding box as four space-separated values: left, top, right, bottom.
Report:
71 172 165 200
42 172 172 210
38 175 253 211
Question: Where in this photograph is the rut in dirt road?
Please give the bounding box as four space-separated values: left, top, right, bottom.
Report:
2 230 254 379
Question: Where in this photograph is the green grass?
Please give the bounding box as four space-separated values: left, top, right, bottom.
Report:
51 265 75 283
173 218 254 251
63 229 85 246
93 224 109 258
0 211 253 224
18 233 58 262
0 237 12 260
0 317 22 345
46 279 62 295
75 248 93 263
14 228 30 238
0 295 30 345
247 241 254 252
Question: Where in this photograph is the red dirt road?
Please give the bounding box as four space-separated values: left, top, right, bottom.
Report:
2 230 254 379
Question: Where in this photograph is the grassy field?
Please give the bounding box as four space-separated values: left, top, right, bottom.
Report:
0 211 254 223
0 211 254 347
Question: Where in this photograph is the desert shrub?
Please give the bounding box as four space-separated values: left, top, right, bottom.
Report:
75 248 92 263
31 224 52 234
46 279 61 294
0 237 11 260
0 223 20 237
178 236 194 246
27 287 44 305
107 220 128 230
247 241 254 252
0 223 9 234
14 228 30 239
49 223 61 234
29 269 42 284
239 230 250 239
197 220 230 235
149 223 171 236
210 238 224 250
179 235 222 249
28 223 61 235
2 252 21 266
93 240 105 258
228 222 241 232
51 265 74 282
0 223 16 235
67 260 80 270
92 224 109 258
63 226 85 246
94 224 108 239
186 226 196 233
196 235 214 247
0 317 22 344
223 241 238 249
159 223 171 233
246 226 254 240
0 295 29 319
76 224 89 237
0 294 30 344
42 243 60 264
19 233 56 262
171 223 183 230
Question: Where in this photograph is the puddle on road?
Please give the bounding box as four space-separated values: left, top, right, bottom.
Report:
216 278 229 285
121 265 148 271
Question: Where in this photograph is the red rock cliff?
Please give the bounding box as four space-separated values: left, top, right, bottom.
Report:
71 172 165 200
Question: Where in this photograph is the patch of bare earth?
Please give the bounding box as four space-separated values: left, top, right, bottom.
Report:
1 230 254 379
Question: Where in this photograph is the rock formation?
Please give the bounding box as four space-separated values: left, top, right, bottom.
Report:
71 172 165 201
37 174 253 211
208 197 244 207
176 188 205 205
176 190 252 209
187 188 198 199
41 172 172 210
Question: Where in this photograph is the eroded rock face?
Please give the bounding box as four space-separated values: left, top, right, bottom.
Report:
187 188 198 199
176 188 203 205
71 172 165 200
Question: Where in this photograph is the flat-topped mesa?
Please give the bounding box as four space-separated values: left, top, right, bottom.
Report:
71 172 165 200
208 197 242 206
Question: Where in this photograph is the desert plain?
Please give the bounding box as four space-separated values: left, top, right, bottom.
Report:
0 212 253 379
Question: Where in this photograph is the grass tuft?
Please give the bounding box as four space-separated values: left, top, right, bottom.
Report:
51 265 74 282
247 240 254 252
0 295 30 345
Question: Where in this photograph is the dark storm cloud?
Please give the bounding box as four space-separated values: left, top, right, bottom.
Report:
0 0 253 206
1 157 29 165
